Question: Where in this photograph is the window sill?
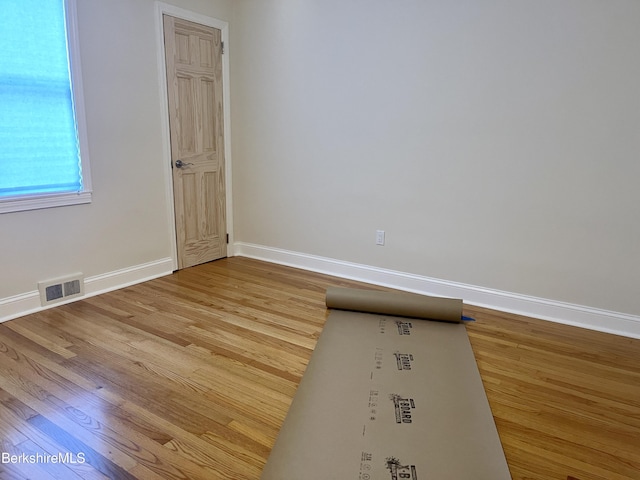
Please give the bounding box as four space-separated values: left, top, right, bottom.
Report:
0 191 92 214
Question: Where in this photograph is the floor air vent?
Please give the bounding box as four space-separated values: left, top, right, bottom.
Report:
38 274 84 306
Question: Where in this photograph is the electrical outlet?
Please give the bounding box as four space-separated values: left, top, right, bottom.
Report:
376 230 385 246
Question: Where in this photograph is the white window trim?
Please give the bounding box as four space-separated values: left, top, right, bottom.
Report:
0 0 92 215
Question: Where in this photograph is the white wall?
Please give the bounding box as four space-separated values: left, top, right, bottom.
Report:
231 0 640 317
0 0 233 305
2 0 639 332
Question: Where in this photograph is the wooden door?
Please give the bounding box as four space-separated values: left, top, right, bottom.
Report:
163 15 226 269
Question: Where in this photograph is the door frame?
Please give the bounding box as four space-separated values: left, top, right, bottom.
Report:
154 2 234 270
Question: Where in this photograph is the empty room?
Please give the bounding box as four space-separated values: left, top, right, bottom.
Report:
1 0 639 479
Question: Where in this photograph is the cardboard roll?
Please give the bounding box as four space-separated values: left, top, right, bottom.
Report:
261 288 510 480
325 286 464 323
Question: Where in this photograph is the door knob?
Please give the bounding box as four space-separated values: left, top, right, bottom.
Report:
175 159 193 168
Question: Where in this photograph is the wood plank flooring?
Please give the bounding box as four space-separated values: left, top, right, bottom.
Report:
0 257 638 479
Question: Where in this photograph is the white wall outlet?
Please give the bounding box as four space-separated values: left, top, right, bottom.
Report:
376 230 385 246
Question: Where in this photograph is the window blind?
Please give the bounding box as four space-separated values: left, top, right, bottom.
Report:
0 0 82 198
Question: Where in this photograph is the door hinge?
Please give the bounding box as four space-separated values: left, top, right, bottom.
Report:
221 41 225 54
226 233 229 244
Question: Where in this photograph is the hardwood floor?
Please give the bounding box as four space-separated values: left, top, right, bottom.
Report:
0 257 638 479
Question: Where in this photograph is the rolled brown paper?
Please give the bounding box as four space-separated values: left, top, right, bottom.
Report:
325 286 463 323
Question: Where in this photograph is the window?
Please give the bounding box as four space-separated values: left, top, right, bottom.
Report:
0 0 91 213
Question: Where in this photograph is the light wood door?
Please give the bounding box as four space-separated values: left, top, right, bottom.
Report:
163 15 226 269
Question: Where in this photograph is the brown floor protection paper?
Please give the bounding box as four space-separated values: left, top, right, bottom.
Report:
260 288 511 480
325 286 464 323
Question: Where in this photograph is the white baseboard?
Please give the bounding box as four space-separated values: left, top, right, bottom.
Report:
4 246 639 340
0 257 174 323
234 242 640 339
